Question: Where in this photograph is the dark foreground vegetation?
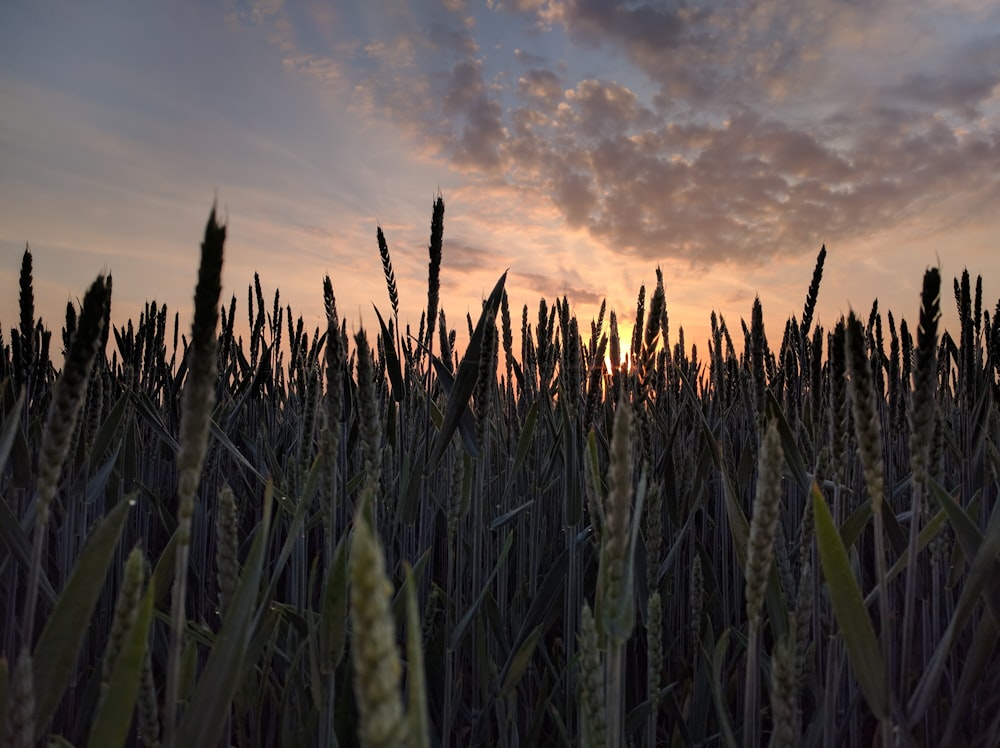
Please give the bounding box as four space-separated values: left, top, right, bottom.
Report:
2 201 999 747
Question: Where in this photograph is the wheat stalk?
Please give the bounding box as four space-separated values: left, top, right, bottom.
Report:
350 491 405 748
164 209 224 744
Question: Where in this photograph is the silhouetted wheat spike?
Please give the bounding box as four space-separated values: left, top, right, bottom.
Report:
887 311 903 433
640 275 665 388
955 270 975 407
901 267 940 687
14 247 35 397
165 208 225 743
425 195 444 349
437 310 453 373
500 290 514 388
62 300 76 356
24 273 110 640
800 245 826 343
631 284 645 362
585 331 607 426
845 311 892 743
655 266 670 361
750 296 767 430
377 226 400 323
591 299 606 359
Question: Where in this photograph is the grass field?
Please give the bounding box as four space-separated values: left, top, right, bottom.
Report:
1 200 999 747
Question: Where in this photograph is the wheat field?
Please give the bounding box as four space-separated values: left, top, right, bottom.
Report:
1 200 999 747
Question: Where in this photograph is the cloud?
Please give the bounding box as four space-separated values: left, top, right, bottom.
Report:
563 78 657 137
438 239 498 271
511 270 603 305
245 0 1000 269
516 68 562 107
444 61 507 169
560 0 687 52
887 33 1000 118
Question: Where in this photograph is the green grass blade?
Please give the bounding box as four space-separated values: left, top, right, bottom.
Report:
812 483 888 720
151 528 179 608
373 304 404 402
87 391 129 469
840 500 872 550
488 499 535 531
86 579 155 748
0 493 57 605
319 531 350 673
719 461 749 571
426 350 479 457
209 419 266 482
500 623 544 697
32 498 132 739
429 271 507 468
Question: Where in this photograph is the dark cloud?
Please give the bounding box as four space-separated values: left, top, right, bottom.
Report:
428 20 478 57
886 32 1000 119
440 239 498 271
565 0 687 52
504 100 1000 264
511 270 603 306
516 68 562 108
564 78 657 137
513 47 548 66
551 170 597 227
444 61 506 169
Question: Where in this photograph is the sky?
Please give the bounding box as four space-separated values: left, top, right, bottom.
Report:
2 0 999 365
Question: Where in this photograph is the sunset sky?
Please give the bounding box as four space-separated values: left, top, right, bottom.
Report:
2 0 999 362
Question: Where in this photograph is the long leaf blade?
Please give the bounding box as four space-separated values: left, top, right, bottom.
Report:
429 271 507 468
86 579 156 748
32 498 132 738
812 483 888 720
